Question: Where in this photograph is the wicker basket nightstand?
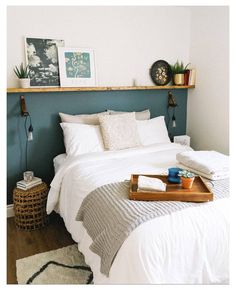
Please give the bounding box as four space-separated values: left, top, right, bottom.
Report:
13 182 49 231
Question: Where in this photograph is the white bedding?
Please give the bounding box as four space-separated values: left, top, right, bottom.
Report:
47 143 229 284
53 153 67 173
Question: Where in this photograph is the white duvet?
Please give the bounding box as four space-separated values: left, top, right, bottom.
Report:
47 143 229 284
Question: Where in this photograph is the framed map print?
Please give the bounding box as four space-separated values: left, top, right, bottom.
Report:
25 37 64 87
58 47 96 87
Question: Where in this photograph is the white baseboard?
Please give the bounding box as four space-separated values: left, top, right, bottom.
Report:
7 204 15 218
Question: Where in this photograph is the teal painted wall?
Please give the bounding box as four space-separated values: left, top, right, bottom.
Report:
7 89 188 204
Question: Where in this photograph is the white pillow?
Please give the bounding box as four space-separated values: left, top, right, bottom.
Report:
99 112 141 151
137 116 170 146
59 111 109 125
107 109 150 120
60 123 105 156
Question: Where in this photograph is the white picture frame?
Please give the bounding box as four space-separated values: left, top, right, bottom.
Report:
58 47 96 87
25 37 65 87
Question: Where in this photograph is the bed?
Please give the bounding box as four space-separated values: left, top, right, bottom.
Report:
46 111 229 284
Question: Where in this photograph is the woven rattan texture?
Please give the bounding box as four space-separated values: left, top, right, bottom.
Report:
13 182 49 231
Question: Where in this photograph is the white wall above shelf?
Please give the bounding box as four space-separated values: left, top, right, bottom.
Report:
7 85 195 94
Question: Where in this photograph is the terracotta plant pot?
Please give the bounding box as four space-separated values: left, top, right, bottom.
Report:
181 176 195 189
173 74 184 85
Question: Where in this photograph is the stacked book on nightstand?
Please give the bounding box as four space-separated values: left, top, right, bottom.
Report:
16 177 42 191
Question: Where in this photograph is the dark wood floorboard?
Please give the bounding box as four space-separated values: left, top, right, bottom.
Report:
7 212 75 284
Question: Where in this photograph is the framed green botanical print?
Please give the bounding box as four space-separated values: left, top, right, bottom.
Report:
58 47 96 87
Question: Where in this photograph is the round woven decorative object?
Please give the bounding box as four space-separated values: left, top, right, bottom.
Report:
13 182 49 231
150 60 172 86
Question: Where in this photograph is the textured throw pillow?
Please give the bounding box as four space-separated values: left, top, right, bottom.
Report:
107 109 150 120
137 116 170 146
99 112 141 150
60 123 105 156
59 111 109 125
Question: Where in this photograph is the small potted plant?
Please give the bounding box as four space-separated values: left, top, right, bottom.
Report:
178 169 195 189
171 61 190 85
13 63 30 88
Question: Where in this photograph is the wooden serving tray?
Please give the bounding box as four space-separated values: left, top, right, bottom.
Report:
129 174 213 202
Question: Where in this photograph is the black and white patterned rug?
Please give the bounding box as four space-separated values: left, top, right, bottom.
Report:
16 244 93 284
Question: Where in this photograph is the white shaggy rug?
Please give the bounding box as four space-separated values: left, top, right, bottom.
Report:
16 244 93 284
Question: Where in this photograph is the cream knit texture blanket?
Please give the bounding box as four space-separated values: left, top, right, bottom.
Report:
76 178 229 276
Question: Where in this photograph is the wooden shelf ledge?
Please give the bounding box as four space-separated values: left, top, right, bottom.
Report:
7 85 195 94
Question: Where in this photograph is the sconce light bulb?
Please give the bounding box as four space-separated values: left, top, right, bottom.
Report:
28 131 33 141
28 124 34 141
172 114 176 128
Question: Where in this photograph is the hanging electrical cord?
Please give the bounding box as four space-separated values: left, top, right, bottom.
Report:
20 95 34 172
167 91 178 140
167 106 172 132
24 114 33 171
172 107 176 128
167 107 176 139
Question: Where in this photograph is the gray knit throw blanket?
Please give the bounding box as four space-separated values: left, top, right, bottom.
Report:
76 178 229 277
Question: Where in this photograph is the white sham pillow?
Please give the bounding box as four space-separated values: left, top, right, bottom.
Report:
137 116 170 146
99 112 141 151
59 111 109 125
107 109 150 120
60 123 105 156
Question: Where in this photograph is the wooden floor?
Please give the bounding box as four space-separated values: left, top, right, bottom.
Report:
7 213 75 284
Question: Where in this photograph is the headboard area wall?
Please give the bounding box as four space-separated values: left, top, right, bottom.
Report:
7 89 188 204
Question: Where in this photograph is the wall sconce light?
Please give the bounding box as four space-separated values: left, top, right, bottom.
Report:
20 95 29 117
167 91 178 138
20 95 34 170
168 91 177 109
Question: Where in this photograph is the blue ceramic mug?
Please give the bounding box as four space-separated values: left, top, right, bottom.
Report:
168 167 181 184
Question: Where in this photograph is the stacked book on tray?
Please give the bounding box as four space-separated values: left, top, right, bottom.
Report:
16 177 42 190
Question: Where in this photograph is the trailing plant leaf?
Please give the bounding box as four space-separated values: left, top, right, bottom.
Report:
184 63 190 70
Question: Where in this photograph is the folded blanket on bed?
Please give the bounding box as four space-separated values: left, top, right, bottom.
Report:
76 179 229 277
176 150 229 176
138 175 166 192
